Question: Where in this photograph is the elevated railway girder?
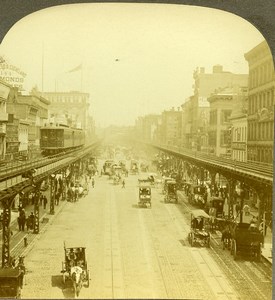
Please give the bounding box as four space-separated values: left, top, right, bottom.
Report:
152 144 272 222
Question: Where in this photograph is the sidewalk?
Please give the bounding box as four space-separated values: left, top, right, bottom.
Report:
0 199 67 264
177 191 272 264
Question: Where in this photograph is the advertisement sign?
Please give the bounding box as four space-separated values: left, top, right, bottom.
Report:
0 56 26 90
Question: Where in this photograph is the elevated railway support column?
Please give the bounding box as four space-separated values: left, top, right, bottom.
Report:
61 168 68 201
50 174 56 215
33 182 42 234
1 196 13 267
226 178 237 219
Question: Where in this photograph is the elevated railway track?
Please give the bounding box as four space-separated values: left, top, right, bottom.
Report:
152 144 273 186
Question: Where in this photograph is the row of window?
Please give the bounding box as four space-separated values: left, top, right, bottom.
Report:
247 146 273 164
208 130 230 147
232 126 247 142
209 109 232 125
249 61 275 89
46 95 87 103
248 88 274 115
247 121 273 141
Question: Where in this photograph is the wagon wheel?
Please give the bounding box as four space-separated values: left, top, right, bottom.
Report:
206 237 210 248
190 235 194 247
256 244 262 262
230 239 234 255
232 240 237 260
86 270 90 287
62 272 66 285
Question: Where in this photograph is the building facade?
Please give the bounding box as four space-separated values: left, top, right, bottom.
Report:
0 79 11 161
244 40 275 164
229 87 248 162
7 91 50 157
207 87 234 157
160 108 182 147
191 65 248 151
38 91 90 130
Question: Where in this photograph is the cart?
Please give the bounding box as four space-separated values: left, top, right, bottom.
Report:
188 185 207 208
162 177 173 194
138 185 151 208
0 261 25 299
164 180 178 203
230 222 263 261
188 209 210 247
61 242 90 297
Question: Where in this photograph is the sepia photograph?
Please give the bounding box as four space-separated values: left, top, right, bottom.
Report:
0 1 273 299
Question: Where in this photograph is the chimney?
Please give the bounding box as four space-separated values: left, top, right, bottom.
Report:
213 65 223 73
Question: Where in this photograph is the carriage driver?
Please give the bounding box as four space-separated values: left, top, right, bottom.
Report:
75 248 85 267
68 248 77 267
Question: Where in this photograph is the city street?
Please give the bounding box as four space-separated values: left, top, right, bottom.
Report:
20 166 271 300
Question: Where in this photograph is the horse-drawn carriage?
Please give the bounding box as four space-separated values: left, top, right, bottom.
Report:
188 185 207 208
138 185 151 208
162 177 173 194
0 257 25 299
229 222 263 261
164 180 178 203
188 209 211 247
61 243 90 297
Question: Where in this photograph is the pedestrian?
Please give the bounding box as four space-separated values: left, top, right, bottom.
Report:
91 178 95 188
122 179 125 188
26 215 32 231
43 196 48 209
39 194 43 206
18 209 26 231
29 212 34 230
17 215 22 231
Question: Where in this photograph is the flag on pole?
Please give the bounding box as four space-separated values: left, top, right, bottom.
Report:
67 64 82 73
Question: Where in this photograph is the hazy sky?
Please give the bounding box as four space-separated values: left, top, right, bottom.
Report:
0 3 264 126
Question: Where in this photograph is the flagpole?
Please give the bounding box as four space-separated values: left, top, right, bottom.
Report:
81 63 83 92
42 42 44 92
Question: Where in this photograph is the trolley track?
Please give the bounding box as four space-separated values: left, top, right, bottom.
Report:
161 199 239 299
176 190 272 300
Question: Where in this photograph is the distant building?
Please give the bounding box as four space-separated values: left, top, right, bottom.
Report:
36 90 90 130
191 65 248 151
207 86 235 157
244 40 275 164
7 91 50 157
229 87 248 162
181 97 193 149
160 107 182 147
134 114 161 143
0 79 11 161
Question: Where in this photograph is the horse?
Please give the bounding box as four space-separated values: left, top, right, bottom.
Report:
221 227 232 250
71 266 84 297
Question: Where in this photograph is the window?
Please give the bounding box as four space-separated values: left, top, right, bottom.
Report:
220 110 231 124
